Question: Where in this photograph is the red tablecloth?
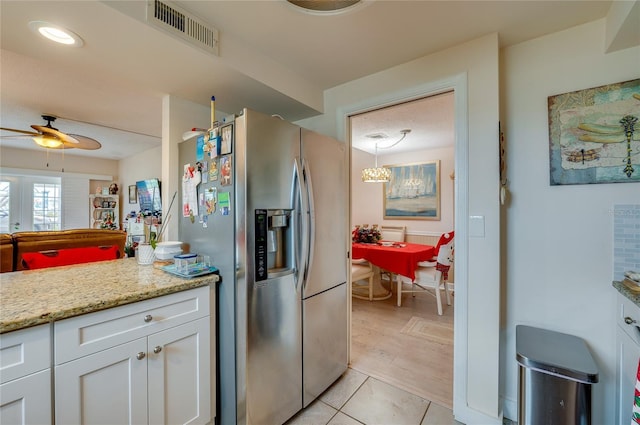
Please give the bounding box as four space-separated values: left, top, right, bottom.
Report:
352 242 435 281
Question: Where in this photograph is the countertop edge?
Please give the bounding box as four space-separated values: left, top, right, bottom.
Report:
0 258 219 334
613 280 640 308
0 278 215 334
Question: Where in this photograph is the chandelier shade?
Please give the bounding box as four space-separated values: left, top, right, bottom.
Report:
360 129 411 183
361 166 391 182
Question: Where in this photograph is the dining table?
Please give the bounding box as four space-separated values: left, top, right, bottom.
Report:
351 241 436 300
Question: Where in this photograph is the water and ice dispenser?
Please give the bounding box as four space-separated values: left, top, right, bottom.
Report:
255 209 293 280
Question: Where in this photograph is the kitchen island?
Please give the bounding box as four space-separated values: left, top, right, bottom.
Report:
0 257 218 333
0 258 218 424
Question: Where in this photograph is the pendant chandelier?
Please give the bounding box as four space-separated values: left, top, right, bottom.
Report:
361 129 411 183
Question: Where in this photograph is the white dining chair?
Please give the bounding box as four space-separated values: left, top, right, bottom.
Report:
351 258 375 301
380 226 406 242
396 232 454 314
378 226 406 283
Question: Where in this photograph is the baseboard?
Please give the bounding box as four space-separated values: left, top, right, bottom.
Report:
502 395 518 423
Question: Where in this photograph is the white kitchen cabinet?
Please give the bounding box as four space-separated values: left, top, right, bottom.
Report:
0 324 52 425
148 317 210 425
0 369 52 425
616 291 640 425
55 286 211 425
55 339 148 424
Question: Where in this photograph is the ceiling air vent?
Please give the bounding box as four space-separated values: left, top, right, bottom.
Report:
146 0 218 56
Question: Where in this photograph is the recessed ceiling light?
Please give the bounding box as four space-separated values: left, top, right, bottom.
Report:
28 21 84 47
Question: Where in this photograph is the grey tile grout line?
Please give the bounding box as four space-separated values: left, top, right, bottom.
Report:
335 375 370 424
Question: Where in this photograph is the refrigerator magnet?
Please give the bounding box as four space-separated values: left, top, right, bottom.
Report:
209 159 219 181
218 192 230 216
220 155 232 186
205 187 216 214
220 124 233 155
201 161 209 183
196 135 205 161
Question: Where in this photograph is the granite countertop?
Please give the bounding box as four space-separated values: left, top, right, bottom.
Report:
0 258 219 334
613 280 640 308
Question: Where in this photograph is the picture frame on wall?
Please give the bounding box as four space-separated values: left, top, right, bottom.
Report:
383 160 440 220
128 185 137 204
548 78 640 185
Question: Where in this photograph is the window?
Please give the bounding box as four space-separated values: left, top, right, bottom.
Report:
33 182 61 231
0 181 9 233
0 174 62 232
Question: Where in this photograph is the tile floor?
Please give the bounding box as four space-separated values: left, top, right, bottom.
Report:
285 368 463 425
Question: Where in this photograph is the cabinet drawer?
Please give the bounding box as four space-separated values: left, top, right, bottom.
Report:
617 292 640 346
0 324 51 384
55 286 209 364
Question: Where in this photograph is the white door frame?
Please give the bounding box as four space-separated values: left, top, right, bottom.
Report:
340 72 473 421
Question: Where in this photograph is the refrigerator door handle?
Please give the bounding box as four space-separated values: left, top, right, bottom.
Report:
294 157 309 290
302 158 315 285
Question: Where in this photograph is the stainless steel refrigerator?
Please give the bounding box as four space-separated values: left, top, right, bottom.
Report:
179 108 348 425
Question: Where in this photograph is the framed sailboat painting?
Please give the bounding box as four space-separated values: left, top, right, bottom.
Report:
383 160 440 220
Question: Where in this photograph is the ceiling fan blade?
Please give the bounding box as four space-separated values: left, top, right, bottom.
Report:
66 134 102 150
0 127 39 136
31 124 80 145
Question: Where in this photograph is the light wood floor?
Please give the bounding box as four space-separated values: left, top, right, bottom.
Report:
349 276 454 409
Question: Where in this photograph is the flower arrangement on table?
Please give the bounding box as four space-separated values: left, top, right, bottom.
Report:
352 224 382 244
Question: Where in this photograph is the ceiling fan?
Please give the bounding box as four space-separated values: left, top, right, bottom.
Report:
0 114 101 150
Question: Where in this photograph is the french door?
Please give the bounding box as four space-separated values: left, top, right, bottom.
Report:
0 175 62 232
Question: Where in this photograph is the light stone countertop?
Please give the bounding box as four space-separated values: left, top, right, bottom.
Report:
613 280 640 308
0 258 219 334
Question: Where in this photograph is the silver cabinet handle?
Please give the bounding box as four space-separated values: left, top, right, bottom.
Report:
143 314 153 322
153 346 162 354
625 316 637 325
136 352 146 360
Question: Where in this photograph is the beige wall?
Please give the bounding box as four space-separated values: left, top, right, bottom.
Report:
118 146 162 226
299 33 501 423
0 146 119 177
501 18 640 422
352 146 455 235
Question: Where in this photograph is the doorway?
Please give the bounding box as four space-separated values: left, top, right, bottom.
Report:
342 74 469 420
348 92 456 408
0 174 62 232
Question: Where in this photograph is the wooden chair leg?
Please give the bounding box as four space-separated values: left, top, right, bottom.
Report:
368 275 373 301
396 276 402 307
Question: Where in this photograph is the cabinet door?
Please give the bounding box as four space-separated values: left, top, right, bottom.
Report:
55 339 148 425
617 324 640 425
148 317 211 425
0 369 51 425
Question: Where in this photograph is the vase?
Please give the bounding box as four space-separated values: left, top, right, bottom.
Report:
137 243 155 265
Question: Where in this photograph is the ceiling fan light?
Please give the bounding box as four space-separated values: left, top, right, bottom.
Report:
33 134 63 148
362 167 390 183
28 21 84 47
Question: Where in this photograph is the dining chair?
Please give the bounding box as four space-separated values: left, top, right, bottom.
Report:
380 225 406 242
351 258 375 301
396 231 454 314
378 225 406 283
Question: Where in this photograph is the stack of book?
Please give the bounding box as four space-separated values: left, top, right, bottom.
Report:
623 271 640 292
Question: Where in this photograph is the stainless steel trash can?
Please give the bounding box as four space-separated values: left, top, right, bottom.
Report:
516 325 599 425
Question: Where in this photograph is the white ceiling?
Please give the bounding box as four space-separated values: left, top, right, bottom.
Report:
0 0 616 160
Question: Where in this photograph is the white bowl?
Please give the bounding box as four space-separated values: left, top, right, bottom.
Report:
156 241 182 249
155 241 183 260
